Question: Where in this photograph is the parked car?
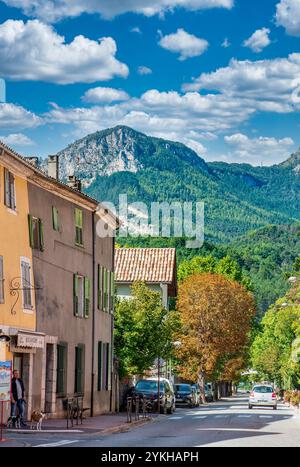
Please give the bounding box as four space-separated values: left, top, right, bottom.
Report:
175 384 197 408
249 385 278 410
135 378 176 414
205 383 214 403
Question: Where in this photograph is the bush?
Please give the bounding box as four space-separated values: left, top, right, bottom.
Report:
290 391 300 408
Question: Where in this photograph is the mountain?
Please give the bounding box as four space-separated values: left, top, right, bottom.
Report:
279 149 300 173
56 125 300 242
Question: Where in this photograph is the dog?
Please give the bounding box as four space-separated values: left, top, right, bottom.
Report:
30 410 46 430
7 415 21 429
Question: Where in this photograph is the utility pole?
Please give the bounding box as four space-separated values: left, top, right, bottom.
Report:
157 357 161 414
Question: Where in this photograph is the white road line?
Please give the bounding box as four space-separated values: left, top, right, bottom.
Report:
169 416 183 420
259 415 273 419
237 415 252 418
34 440 80 447
193 416 207 419
215 415 227 419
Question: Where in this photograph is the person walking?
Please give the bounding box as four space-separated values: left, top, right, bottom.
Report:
11 370 27 427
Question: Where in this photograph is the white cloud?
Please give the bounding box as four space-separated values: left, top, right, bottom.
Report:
159 29 209 60
224 133 295 165
243 28 271 53
183 53 300 114
137 66 153 75
82 87 130 104
0 133 35 146
276 0 300 36
0 103 42 130
131 26 142 34
2 0 234 22
0 19 129 84
222 38 231 48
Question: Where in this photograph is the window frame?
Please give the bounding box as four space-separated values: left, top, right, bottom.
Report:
20 257 33 312
4 168 16 211
75 208 84 247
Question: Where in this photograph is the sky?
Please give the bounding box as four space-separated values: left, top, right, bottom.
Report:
0 0 300 166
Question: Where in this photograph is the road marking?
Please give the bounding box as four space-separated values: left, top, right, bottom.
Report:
34 440 80 447
193 416 207 419
237 415 252 418
215 415 227 419
230 406 248 409
259 415 273 419
169 416 183 420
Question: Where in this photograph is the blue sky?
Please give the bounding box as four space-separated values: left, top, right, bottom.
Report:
0 0 300 165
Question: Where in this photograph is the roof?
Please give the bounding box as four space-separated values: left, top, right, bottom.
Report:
115 248 176 284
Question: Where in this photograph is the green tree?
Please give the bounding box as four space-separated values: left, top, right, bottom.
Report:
114 282 178 378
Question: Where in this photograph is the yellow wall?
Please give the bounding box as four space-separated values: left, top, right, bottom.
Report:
0 161 36 349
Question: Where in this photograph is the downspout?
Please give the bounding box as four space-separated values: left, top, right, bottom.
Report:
109 235 115 413
90 210 96 417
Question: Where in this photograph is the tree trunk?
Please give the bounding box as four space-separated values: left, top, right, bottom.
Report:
198 370 206 404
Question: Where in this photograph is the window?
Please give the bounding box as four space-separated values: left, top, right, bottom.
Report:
0 256 4 304
73 274 90 318
21 259 32 310
75 209 83 246
56 343 67 396
97 342 111 391
4 168 16 210
75 345 84 394
52 207 59 231
28 215 44 251
98 266 114 313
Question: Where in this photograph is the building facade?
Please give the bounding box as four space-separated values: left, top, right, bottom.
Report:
0 143 117 419
0 145 44 420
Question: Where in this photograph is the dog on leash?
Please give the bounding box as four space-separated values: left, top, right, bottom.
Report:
7 415 21 429
30 411 46 430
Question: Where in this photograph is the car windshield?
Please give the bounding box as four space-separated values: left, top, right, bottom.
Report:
253 386 274 393
175 384 192 392
136 381 160 391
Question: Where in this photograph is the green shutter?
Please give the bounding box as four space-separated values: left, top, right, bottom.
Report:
104 269 108 312
73 274 79 317
110 272 115 313
97 265 103 310
28 214 34 248
84 277 90 318
52 207 59 231
97 341 103 391
39 219 44 251
107 343 112 391
75 208 83 228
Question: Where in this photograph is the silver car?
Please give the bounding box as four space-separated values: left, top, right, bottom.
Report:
249 385 277 410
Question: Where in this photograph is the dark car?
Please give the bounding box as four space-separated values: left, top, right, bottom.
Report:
175 384 197 408
135 378 176 414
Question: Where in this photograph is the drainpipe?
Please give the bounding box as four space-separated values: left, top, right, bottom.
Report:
109 235 115 413
90 211 96 417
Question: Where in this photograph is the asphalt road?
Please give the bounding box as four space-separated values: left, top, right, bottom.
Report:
4 395 300 447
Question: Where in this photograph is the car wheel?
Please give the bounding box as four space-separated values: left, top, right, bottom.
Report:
249 405 253 410
273 406 277 411
160 405 167 415
167 404 174 415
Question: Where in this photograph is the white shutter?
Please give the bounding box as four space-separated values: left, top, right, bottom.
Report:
21 260 32 309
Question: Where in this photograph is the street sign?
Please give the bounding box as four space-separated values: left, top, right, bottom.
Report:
0 361 12 402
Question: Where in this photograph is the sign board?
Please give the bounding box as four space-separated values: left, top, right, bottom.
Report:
0 361 12 402
18 332 44 349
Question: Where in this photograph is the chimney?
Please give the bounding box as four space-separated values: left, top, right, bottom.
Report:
48 155 59 180
67 175 82 192
25 156 39 168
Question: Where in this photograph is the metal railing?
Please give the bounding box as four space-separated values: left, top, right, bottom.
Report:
126 395 153 423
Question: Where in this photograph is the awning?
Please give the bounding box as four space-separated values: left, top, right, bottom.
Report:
17 331 45 349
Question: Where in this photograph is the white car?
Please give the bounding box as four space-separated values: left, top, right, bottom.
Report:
249 385 277 410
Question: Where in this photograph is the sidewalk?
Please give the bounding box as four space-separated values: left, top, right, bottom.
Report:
2 412 156 438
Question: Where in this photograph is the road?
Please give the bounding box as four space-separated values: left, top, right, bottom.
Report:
4 395 300 447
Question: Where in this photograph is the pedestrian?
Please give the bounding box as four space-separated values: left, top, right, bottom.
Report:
11 370 27 427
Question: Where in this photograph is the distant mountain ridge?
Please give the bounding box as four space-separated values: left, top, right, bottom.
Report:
55 126 300 242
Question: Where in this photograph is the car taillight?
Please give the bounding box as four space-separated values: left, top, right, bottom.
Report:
272 393 277 399
250 392 254 398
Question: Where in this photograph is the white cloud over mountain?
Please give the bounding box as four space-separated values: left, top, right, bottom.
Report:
2 0 234 22
0 20 129 84
224 133 295 165
243 28 271 53
0 103 42 130
82 87 130 104
159 29 209 60
183 53 300 113
276 0 300 36
0 133 35 146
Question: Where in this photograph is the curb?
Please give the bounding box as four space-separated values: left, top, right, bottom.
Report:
91 416 154 436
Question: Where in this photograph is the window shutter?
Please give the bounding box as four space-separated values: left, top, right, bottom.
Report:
52 207 59 231
104 269 108 312
10 173 16 209
4 169 10 207
110 272 115 313
107 343 112 391
84 277 90 318
73 274 79 317
97 341 103 391
39 219 44 251
0 256 4 304
97 265 103 310
28 215 34 248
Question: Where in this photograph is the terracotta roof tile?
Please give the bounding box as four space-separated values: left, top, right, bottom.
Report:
115 248 176 284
